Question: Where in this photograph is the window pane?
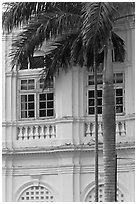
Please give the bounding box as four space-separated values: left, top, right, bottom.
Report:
116 89 123 96
116 97 123 105
28 111 35 118
21 95 27 102
21 79 35 90
47 93 53 100
89 99 94 106
21 111 27 118
21 103 27 110
40 102 46 109
21 85 27 90
47 101 53 108
98 107 102 114
88 90 94 98
21 80 27 84
97 90 102 97
116 106 123 113
28 79 35 90
89 107 94 115
28 79 34 84
28 102 34 109
28 94 34 101
47 109 54 116
39 110 46 117
40 94 46 101
21 80 27 90
98 99 102 106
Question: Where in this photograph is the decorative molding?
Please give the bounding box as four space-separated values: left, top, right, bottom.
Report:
2 141 135 156
3 157 134 177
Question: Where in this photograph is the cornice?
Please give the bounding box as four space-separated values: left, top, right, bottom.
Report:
3 161 134 176
3 112 134 127
2 142 135 156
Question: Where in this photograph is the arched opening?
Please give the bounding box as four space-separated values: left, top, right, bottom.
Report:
85 184 125 202
18 185 54 202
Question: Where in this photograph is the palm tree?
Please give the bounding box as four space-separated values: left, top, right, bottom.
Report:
2 2 134 202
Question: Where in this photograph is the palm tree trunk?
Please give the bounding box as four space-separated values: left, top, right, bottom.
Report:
102 39 116 202
94 48 98 202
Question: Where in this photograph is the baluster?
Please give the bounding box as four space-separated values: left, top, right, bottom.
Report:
85 123 91 137
40 125 45 139
29 126 34 140
51 125 56 138
46 125 50 138
34 125 39 139
24 126 28 140
98 123 103 141
120 121 126 137
116 122 120 138
92 123 95 138
18 127 23 140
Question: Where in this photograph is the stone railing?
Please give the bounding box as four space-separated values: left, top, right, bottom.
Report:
17 124 56 140
84 121 126 144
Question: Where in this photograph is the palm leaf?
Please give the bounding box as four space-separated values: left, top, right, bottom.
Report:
81 2 116 57
8 4 82 69
2 2 82 33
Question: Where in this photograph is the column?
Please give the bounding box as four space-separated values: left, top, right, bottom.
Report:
55 69 73 145
58 152 74 202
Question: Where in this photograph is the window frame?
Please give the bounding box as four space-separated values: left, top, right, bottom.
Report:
87 71 125 116
20 93 36 119
18 76 55 120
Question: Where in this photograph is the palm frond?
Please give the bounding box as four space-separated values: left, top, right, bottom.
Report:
82 2 115 53
41 33 79 78
2 2 52 32
2 2 82 33
10 8 82 69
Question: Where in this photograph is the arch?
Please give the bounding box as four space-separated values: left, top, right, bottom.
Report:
14 180 59 202
81 179 104 202
81 180 129 202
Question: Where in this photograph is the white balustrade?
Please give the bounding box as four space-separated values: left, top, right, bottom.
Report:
17 124 56 140
24 127 28 140
85 123 91 137
40 125 45 139
85 120 126 144
34 125 39 139
98 123 102 138
46 125 50 138
50 125 56 138
116 122 120 137
120 121 126 137
92 123 95 137
29 126 34 140
18 127 23 140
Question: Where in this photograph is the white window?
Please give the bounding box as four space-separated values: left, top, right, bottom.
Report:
87 72 124 115
19 77 54 120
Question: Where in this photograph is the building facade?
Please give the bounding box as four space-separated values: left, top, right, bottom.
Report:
2 19 135 202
